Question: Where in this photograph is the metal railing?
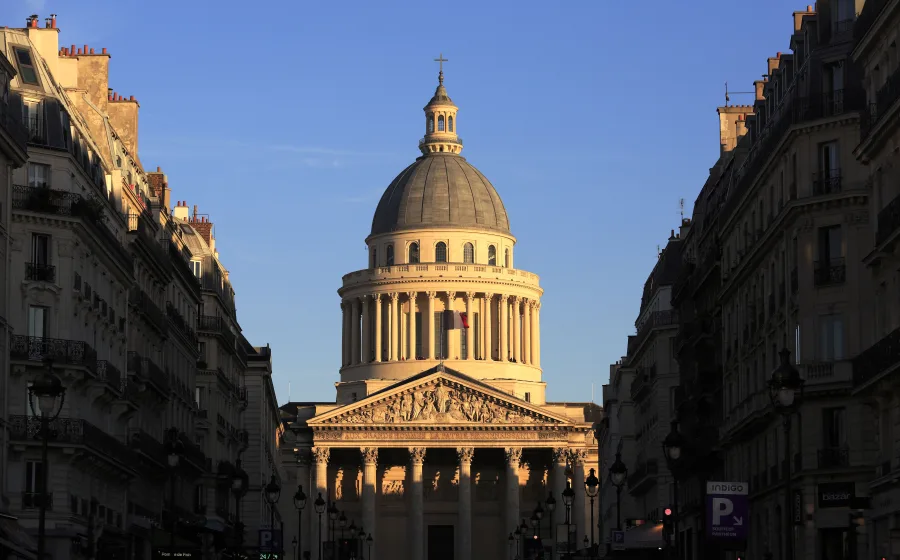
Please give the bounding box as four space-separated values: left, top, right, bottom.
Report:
8 415 136 469
95 360 123 392
9 334 97 373
813 258 847 287
25 262 55 282
852 326 900 388
129 287 168 334
876 192 900 246
166 303 198 345
817 446 850 468
199 315 236 349
812 173 843 196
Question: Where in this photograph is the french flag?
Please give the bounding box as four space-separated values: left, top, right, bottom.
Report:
442 310 470 330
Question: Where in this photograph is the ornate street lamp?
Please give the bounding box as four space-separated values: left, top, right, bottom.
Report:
339 510 348 541
264 474 282 550
585 468 600 557
663 420 686 560
508 533 514 559
357 525 366 560
314 493 326 560
513 526 522 560
769 348 804 560
328 502 339 554
293 485 307 559
164 426 185 548
366 533 373 560
292 536 298 560
28 360 66 560
609 451 628 531
232 459 249 545
561 481 576 557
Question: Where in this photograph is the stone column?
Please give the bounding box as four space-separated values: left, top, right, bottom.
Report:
361 448 378 560
361 295 371 364
551 448 567 533
457 447 474 560
512 296 521 363
426 292 436 360
409 447 427 560
407 292 417 359
484 293 493 360
465 292 475 360
351 299 361 365
524 300 532 365
505 447 522 533
312 447 330 560
296 450 312 559
390 293 399 361
341 301 350 366
499 295 509 362
374 294 383 363
534 301 542 367
570 449 587 546
445 292 456 359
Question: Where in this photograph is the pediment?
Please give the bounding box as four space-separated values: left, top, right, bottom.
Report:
309 371 570 427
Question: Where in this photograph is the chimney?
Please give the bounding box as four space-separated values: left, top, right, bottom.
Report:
192 216 214 247
108 94 140 157
193 205 198 221
173 201 189 221
754 80 766 101
25 15 60 77
50 14 57 29
44 18 51 29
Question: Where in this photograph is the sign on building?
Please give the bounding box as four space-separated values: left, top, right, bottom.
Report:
706 481 748 542
259 529 283 553
612 530 626 551
817 482 855 509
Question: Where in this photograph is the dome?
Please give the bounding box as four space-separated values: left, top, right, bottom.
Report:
370 153 511 236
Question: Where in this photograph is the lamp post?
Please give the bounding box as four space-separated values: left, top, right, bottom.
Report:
264 475 282 553
293 536 298 560
164 426 185 549
663 420 686 560
232 459 249 546
591 422 604 558
28 360 66 560
609 451 628 531
339 511 347 543
562 482 575 558
513 526 521 560
366 533 373 560
314 493 326 560
328 502 339 557
357 525 366 560
294 485 307 560
508 533 514 559
585 468 600 557
769 348 804 560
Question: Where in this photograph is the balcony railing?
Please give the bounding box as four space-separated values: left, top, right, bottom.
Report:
814 258 846 287
25 262 55 283
812 173 843 196
95 360 123 392
128 428 168 467
817 446 850 468
127 352 170 396
129 287 168 334
166 303 198 346
629 310 679 357
21 491 52 510
876 192 900 246
199 315 237 350
8 415 136 470
852 326 900 388
10 335 97 373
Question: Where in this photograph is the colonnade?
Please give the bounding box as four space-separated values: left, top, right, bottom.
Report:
340 291 541 368
302 445 588 560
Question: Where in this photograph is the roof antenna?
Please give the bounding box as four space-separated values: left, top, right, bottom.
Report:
288 381 292 402
679 198 685 221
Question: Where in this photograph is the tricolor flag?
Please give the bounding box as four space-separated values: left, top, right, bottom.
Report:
442 310 470 330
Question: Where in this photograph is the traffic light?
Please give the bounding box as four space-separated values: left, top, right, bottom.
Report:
662 507 674 545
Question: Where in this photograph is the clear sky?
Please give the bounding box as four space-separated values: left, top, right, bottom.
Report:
3 0 797 404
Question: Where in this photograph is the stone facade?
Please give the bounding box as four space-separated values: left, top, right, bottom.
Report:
280 68 599 560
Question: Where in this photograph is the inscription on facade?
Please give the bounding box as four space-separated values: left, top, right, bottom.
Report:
315 430 567 441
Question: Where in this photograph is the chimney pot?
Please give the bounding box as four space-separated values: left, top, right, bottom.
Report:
45 18 51 29
808 4 813 10
776 51 782 57
70 44 75 54
89 48 95 55
193 205 198 218
129 95 135 101
157 166 161 172
51 14 57 28
84 44 89 53
102 48 107 55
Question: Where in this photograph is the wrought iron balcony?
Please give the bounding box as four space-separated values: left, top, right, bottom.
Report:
129 287 168 334
817 446 850 468
852 326 900 388
21 491 52 510
812 173 843 196
25 262 55 282
630 310 679 357
10 334 97 373
8 415 137 470
876 192 900 246
95 360 123 392
126 352 170 396
814 258 846 287
128 428 168 468
199 315 237 350
166 303 198 346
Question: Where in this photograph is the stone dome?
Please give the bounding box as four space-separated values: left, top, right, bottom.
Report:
370 153 511 236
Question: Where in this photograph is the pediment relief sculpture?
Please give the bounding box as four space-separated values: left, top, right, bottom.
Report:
322 380 561 426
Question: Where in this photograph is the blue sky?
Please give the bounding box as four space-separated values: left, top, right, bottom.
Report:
3 0 796 404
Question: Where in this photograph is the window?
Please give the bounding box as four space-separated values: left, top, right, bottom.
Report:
190 260 202 279
822 407 846 448
408 242 420 264
463 243 474 264
504 249 510 268
434 312 448 359
819 314 844 361
438 115 445 132
435 242 447 263
14 48 39 85
27 163 50 188
488 245 497 266
24 461 43 507
31 234 50 265
386 244 394 266
794 323 801 363
449 116 454 132
415 312 423 358
818 225 843 264
819 141 840 179
28 306 47 338
524 392 531 403
370 247 377 268
427 114 434 134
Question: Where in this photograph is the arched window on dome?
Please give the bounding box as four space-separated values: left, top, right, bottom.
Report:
435 242 447 263
408 242 420 264
438 115 445 132
488 245 496 266
386 244 394 266
463 243 474 263
504 248 510 268
449 116 454 132
370 247 377 269
427 114 434 134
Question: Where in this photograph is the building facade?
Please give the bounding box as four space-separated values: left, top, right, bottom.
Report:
0 15 279 559
279 68 599 560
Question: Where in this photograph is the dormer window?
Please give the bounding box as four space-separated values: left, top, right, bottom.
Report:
13 48 39 85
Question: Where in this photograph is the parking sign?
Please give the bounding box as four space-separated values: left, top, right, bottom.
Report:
612 530 625 551
259 529 283 552
706 481 749 542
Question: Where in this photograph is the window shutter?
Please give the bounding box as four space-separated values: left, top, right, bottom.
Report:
8 92 23 128
44 99 66 149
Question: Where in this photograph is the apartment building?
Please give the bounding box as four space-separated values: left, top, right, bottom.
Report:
851 0 900 557
0 15 279 558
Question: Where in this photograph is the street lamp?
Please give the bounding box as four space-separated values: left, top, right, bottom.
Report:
663 420 686 560
520 519 528 559
292 536 298 560
609 451 628 530
357 525 366 560
339 510 348 541
561 482 575 556
294 485 307 559
366 533 373 560
328 501 339 558
513 526 521 560
769 348 804 560
508 533 514 559
585 468 600 556
264 474 282 552
232 459 249 546
164 426 184 548
314 493 326 560
28 360 66 560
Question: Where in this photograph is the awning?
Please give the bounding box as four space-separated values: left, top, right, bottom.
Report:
624 523 666 549
0 517 38 559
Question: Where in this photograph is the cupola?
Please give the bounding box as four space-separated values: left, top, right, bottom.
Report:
419 54 462 155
